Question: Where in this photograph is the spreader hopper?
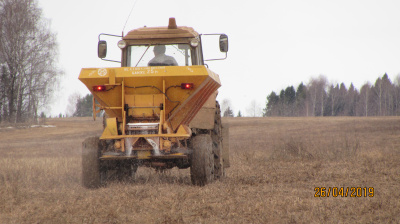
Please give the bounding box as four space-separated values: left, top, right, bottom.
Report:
79 65 221 138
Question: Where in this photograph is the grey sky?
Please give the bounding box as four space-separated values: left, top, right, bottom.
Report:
38 0 400 116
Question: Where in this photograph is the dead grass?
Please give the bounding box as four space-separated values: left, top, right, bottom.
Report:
0 117 399 223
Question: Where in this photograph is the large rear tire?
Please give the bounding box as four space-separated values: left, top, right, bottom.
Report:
212 101 224 180
190 134 214 186
82 136 105 188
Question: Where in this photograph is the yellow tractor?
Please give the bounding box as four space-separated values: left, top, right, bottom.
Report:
79 18 229 187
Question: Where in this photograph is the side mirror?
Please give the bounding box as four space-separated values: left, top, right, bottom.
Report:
98 40 107 58
219 34 228 53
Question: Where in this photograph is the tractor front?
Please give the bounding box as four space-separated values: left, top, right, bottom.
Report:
80 18 229 187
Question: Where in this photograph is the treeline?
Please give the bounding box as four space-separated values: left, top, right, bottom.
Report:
0 0 60 123
73 94 94 117
71 73 400 118
67 93 102 118
264 73 400 117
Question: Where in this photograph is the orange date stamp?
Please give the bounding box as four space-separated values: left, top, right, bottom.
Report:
314 187 374 197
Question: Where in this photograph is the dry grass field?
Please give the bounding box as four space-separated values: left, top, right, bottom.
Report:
0 116 399 223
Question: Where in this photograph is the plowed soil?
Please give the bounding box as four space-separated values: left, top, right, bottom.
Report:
0 117 399 223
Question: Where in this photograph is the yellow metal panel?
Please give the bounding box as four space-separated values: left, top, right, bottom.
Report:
122 81 125 134
190 91 217 129
101 118 118 138
109 69 116 85
79 65 221 134
106 118 118 135
167 76 220 131
125 94 163 117
189 107 215 130
176 125 191 136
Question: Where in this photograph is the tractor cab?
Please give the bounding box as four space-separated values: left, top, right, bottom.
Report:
97 18 228 67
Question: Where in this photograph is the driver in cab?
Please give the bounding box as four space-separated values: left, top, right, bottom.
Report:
148 45 178 66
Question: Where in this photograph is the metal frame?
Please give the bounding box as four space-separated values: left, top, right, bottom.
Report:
98 33 123 63
200 34 228 61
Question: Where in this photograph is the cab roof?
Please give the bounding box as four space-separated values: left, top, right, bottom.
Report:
123 18 198 40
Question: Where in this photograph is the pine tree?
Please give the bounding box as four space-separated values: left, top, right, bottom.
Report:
223 106 234 117
265 91 279 116
73 94 93 117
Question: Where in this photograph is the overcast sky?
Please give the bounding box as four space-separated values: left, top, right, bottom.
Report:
38 0 400 116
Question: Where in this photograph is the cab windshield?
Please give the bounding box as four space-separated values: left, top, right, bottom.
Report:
127 44 193 67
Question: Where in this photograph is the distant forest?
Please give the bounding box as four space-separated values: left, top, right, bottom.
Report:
264 73 400 117
71 73 400 118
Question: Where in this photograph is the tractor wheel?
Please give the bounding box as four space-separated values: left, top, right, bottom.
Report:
212 101 224 180
190 134 214 186
82 136 106 188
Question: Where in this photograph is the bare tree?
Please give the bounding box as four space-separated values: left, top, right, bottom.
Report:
358 83 371 116
393 74 400 115
307 75 327 116
0 65 7 122
246 100 262 117
65 92 81 117
221 98 234 117
372 77 383 116
0 0 60 123
327 84 339 116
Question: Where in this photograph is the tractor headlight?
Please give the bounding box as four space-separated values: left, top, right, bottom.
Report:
190 38 199 47
118 40 127 49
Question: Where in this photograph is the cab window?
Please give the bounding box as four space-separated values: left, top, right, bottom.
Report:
127 44 193 67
